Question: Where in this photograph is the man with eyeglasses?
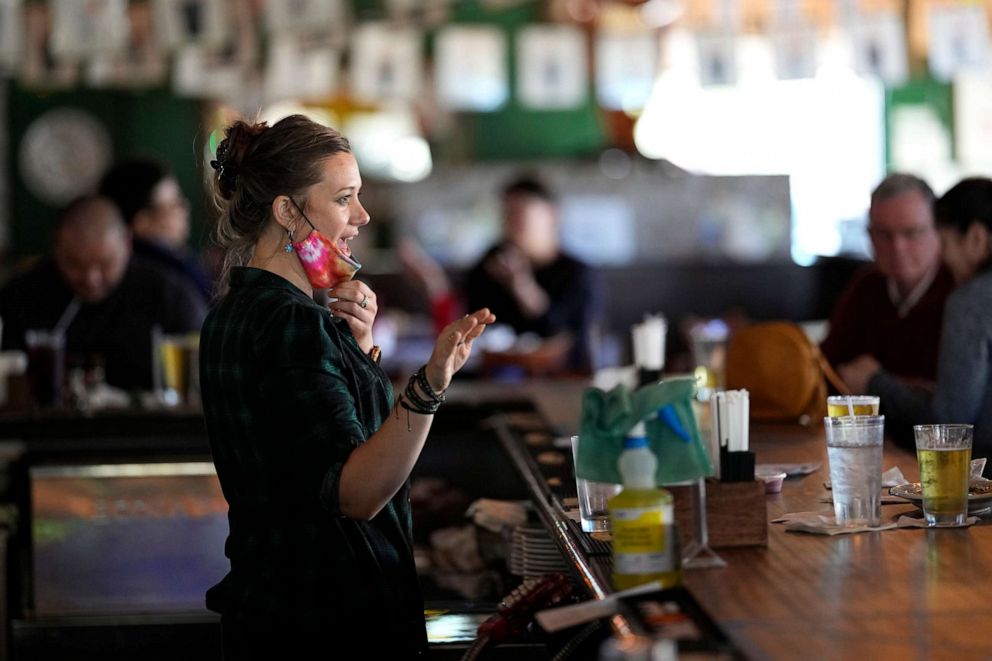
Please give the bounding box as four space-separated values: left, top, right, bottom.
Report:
99 159 213 302
822 173 955 384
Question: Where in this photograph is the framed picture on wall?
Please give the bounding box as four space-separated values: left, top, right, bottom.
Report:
850 11 908 86
263 0 346 43
86 2 168 88
153 0 229 50
770 28 818 81
696 32 738 87
21 3 77 89
927 3 991 82
0 0 22 72
172 0 255 99
435 26 508 112
50 0 129 59
349 22 422 104
595 30 657 111
517 24 587 110
173 43 244 99
264 34 339 102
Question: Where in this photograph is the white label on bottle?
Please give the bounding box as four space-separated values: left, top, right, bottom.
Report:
614 550 674 575
611 504 676 574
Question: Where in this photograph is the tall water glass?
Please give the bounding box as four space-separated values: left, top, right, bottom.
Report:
914 424 973 527
570 436 622 533
824 415 884 527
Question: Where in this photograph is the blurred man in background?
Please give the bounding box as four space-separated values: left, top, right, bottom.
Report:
466 176 601 373
0 195 206 390
822 173 954 386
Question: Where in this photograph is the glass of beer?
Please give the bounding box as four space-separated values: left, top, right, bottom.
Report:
152 328 200 407
914 424 973 527
827 395 880 417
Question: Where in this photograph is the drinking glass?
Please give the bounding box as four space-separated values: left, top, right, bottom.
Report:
914 424 973 527
569 435 621 533
824 415 884 527
153 329 200 407
826 395 880 418
25 330 65 408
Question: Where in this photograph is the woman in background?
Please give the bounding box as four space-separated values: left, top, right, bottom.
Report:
841 177 992 460
200 114 494 658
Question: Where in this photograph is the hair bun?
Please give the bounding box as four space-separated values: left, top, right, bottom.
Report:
212 120 268 200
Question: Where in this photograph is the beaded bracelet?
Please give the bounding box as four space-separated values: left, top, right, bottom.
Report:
394 366 442 431
414 366 446 404
404 377 440 414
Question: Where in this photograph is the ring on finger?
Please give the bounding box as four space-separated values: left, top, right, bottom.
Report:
360 294 369 309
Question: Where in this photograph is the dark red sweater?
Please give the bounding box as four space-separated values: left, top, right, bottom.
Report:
820 265 955 382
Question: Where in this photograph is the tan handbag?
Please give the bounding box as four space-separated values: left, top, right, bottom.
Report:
725 321 850 424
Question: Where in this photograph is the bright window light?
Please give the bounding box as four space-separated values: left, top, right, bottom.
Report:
634 68 885 265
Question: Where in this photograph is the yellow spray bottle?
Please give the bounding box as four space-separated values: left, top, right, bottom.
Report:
609 421 681 590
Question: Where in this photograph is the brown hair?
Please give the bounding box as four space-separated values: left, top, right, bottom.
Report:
210 114 351 295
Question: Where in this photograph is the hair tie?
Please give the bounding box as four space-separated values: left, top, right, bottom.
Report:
210 140 238 192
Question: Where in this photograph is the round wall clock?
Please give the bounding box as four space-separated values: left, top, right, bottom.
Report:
19 107 113 205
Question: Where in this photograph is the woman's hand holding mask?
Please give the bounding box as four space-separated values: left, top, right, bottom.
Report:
328 280 377 353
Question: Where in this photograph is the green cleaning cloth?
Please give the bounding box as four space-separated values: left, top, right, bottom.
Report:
576 376 713 485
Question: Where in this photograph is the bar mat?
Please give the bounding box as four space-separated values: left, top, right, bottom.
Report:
564 516 612 557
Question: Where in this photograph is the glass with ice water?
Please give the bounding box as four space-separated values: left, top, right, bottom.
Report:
824 416 884 527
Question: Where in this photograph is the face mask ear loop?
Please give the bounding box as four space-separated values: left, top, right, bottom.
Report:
289 198 317 241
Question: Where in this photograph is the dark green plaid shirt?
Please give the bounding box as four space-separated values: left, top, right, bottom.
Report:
200 267 427 655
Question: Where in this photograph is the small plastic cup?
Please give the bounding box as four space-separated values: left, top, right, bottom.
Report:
826 395 880 417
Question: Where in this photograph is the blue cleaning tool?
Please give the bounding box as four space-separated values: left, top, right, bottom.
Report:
658 404 692 442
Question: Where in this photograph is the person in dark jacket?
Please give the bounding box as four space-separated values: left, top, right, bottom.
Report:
466 176 601 372
0 195 205 390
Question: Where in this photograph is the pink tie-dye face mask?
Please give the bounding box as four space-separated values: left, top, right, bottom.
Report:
288 198 361 289
292 228 361 289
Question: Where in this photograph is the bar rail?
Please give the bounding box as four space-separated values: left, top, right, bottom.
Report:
490 415 637 640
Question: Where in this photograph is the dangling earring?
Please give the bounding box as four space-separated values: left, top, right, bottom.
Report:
283 229 294 253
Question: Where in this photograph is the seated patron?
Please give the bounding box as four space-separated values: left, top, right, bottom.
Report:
466 176 601 372
0 196 206 391
821 173 954 383
840 178 992 458
99 158 213 302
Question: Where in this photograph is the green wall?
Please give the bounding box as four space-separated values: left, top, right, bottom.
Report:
7 82 205 257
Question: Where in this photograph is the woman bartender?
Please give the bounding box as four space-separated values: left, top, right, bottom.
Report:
199 114 494 658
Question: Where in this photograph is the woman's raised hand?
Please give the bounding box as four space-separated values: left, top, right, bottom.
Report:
424 308 496 392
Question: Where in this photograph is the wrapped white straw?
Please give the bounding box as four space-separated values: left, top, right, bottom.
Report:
631 314 666 370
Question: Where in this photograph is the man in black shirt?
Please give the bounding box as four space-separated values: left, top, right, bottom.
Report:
466 176 601 372
0 195 206 391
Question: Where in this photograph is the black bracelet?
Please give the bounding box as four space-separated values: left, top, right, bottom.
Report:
415 366 446 404
403 377 433 409
404 377 441 414
399 397 438 416
394 393 436 432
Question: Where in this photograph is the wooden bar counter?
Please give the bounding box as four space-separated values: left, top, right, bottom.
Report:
682 423 992 660
457 380 992 660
